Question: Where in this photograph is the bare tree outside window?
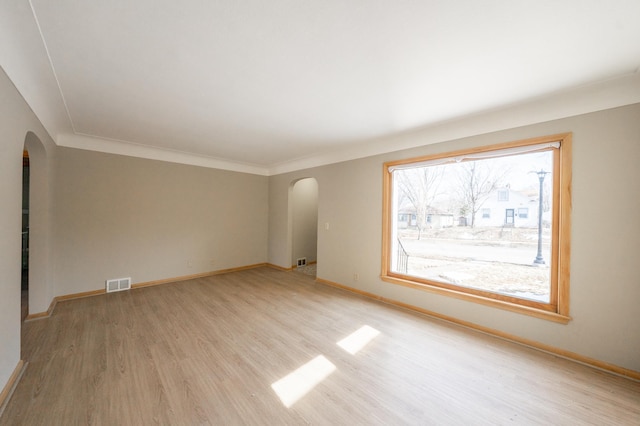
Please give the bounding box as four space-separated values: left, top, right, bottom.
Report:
456 161 507 228
395 167 444 239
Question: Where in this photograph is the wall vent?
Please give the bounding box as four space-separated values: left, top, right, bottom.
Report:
296 258 307 268
106 277 131 293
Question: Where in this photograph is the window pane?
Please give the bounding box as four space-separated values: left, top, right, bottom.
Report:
391 150 553 303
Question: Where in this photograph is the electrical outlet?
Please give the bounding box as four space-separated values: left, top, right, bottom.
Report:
354 273 359 281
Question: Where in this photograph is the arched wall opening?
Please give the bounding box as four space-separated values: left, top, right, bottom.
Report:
289 178 319 273
23 131 51 317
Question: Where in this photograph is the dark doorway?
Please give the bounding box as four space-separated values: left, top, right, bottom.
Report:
21 151 29 321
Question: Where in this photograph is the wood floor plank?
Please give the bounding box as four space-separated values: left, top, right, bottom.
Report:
2 267 639 425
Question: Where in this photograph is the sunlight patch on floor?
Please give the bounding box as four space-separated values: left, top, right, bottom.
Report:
271 355 336 407
337 325 380 355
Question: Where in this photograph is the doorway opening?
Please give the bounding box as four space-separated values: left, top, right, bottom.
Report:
291 178 318 278
21 150 29 321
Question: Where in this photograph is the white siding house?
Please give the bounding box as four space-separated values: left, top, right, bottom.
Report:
472 188 542 228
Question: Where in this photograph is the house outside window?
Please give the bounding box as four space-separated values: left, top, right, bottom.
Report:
498 189 509 201
518 208 529 219
482 208 491 219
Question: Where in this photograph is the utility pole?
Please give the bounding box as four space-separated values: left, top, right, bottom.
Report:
533 169 549 265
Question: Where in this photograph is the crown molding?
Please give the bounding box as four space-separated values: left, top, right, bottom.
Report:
56 133 270 176
54 72 640 177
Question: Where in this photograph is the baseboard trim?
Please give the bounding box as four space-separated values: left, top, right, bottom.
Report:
315 277 640 382
26 263 271 319
56 289 106 302
0 360 27 417
132 263 268 289
267 263 293 272
24 297 57 322
26 288 108 320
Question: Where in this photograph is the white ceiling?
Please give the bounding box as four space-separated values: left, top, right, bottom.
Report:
3 0 640 175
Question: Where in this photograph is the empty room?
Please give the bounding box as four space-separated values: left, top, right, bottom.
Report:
1 0 640 424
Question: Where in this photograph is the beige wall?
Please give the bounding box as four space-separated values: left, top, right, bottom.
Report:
52 147 269 296
1 65 270 394
0 67 55 391
268 103 640 372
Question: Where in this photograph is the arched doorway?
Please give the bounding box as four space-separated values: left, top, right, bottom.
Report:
290 178 318 277
22 131 50 321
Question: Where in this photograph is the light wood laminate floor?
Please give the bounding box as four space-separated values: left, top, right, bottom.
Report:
2 267 639 425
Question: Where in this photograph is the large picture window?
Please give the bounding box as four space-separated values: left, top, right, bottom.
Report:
382 134 572 322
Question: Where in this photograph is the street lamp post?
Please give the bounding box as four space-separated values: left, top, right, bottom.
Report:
533 169 549 265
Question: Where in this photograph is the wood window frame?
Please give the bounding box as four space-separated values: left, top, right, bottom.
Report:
381 133 572 323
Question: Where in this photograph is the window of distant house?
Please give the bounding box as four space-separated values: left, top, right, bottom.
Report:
497 189 509 201
382 134 572 322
